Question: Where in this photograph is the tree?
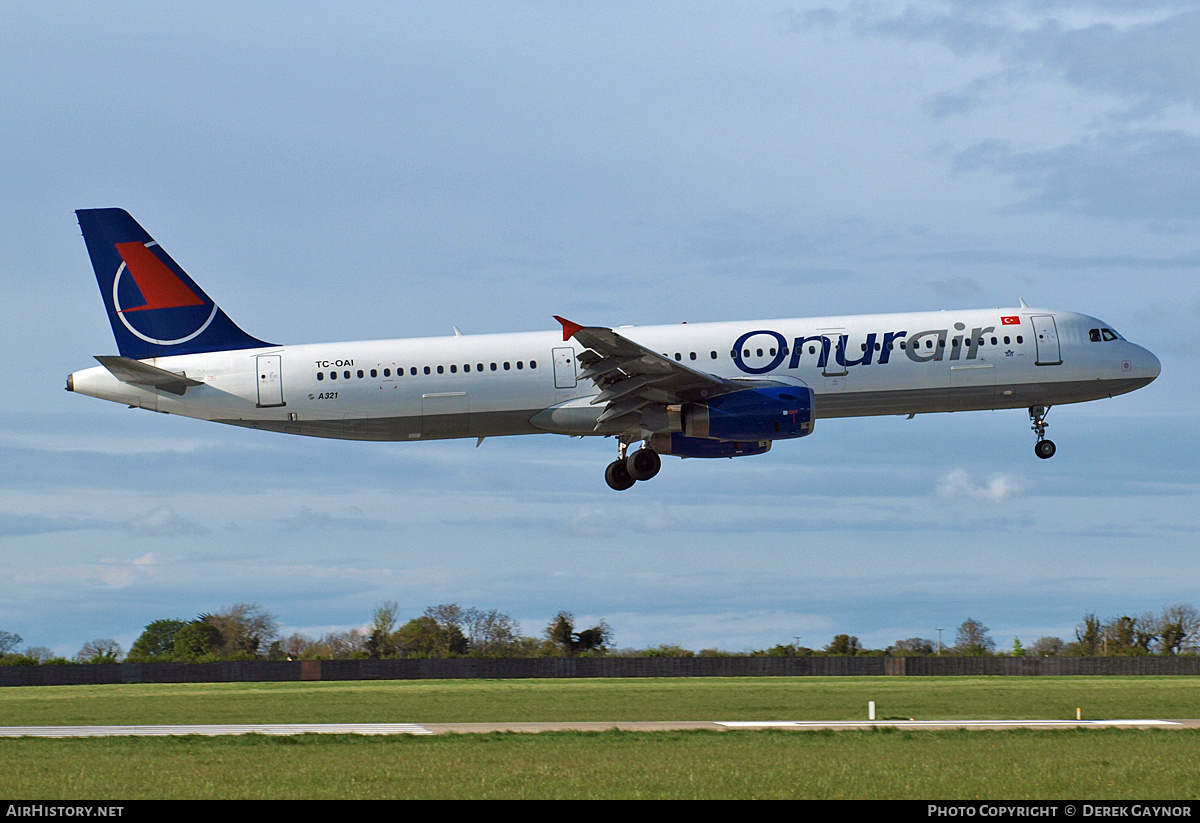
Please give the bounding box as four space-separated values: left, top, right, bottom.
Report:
171 620 222 661
1133 612 1159 654
1157 603 1200 655
23 646 57 663
462 607 522 657
320 629 367 658
0 631 23 656
1103 616 1140 656
366 601 400 658
127 619 188 662
1029 636 1064 657
542 612 613 656
1074 613 1102 656
640 644 694 657
394 615 468 657
201 603 279 658
888 638 934 657
824 634 862 656
421 604 470 657
752 643 811 657
75 639 122 663
954 619 995 656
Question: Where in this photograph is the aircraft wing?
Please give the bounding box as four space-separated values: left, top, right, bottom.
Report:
554 316 734 433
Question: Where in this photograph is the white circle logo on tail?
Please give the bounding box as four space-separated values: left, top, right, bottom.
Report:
111 241 218 346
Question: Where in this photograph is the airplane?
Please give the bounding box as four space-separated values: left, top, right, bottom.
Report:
67 208 1161 491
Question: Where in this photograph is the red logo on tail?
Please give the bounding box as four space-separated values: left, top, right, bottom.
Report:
114 242 204 312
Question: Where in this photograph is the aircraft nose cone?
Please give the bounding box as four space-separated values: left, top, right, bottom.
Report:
1131 346 1160 385
1143 347 1161 380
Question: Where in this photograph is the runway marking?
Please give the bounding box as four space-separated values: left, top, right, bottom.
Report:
0 719 1186 738
718 719 1182 729
0 723 434 738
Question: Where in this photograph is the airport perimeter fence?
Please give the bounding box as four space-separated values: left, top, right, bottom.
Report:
3 655 1200 686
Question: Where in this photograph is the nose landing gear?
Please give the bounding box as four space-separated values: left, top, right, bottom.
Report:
1030 405 1056 459
605 437 661 490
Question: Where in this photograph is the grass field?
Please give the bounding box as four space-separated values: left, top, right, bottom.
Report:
1 676 1198 799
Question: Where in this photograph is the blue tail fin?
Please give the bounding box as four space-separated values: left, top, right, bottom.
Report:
76 208 273 359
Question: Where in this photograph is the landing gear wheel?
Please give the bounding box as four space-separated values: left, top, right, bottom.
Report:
605 459 636 491
626 448 661 481
1028 405 1055 460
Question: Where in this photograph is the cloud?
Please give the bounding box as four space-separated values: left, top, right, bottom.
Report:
125 506 209 537
937 468 1025 503
954 131 1200 224
280 505 389 533
813 3 1200 116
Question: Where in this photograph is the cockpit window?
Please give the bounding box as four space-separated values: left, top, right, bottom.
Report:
1101 328 1119 341
1089 329 1101 342
1090 328 1121 342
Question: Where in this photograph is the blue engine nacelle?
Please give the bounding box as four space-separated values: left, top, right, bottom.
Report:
647 433 773 459
682 386 815 442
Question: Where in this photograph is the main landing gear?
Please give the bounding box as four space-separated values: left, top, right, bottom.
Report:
1030 405 1056 459
605 437 661 491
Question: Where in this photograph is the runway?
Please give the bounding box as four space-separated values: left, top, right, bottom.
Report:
0 719 1191 737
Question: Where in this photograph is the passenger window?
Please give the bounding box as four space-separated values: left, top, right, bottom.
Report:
437 366 444 374
530 360 537 369
516 361 524 369
370 369 377 378
343 371 350 379
316 372 324 381
450 365 457 373
357 370 364 378
690 352 697 361
1017 336 1023 344
503 362 510 370
423 366 431 375
710 351 717 359
330 372 337 380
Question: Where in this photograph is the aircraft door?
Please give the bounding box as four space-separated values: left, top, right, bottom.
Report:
821 331 848 376
256 354 285 407
552 347 577 389
1031 315 1062 366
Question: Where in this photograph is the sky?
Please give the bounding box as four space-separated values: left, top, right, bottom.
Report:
2 1 1198 658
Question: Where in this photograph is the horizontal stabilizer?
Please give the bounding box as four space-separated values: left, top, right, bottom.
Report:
94 355 203 396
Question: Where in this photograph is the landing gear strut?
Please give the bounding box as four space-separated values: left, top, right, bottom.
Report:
605 437 661 491
1030 405 1056 459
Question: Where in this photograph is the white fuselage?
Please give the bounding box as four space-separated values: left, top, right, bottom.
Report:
68 307 1161 442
